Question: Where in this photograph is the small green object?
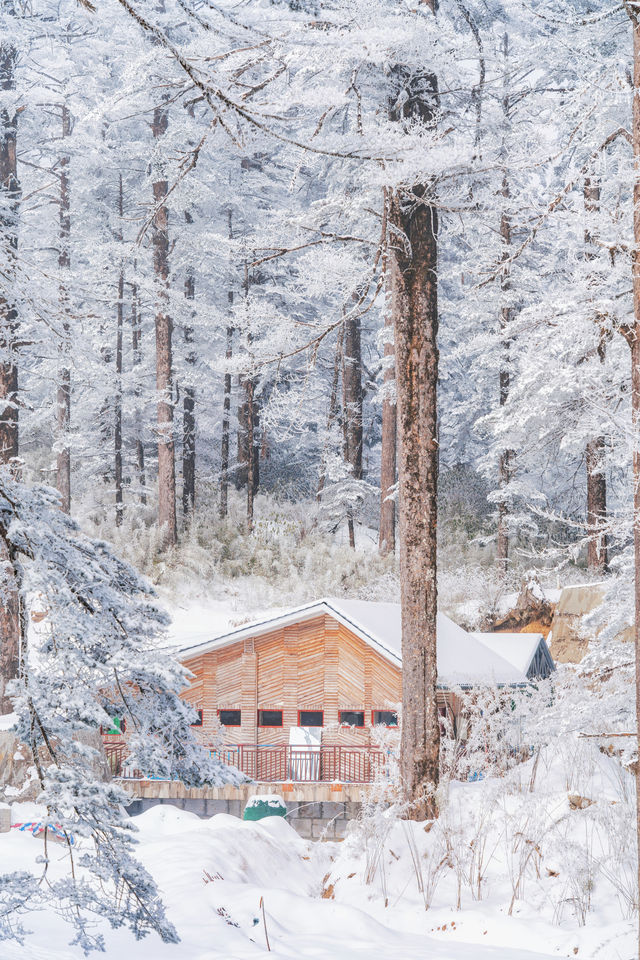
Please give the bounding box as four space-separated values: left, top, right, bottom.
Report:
243 795 287 821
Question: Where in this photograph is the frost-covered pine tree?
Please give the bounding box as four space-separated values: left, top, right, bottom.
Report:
0 468 243 952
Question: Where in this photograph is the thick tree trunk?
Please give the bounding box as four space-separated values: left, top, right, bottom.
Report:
0 32 19 467
182 264 196 521
114 174 124 527
151 104 177 548
131 268 146 504
56 103 71 515
583 177 608 573
390 10 440 818
342 312 363 549
379 301 396 555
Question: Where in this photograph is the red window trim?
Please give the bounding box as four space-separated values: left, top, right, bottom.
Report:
371 710 398 728
217 708 242 726
338 710 366 729
191 709 204 727
257 709 283 728
297 709 324 727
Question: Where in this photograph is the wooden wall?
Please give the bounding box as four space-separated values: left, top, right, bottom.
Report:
181 613 404 746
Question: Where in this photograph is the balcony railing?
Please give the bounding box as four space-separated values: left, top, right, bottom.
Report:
104 742 391 784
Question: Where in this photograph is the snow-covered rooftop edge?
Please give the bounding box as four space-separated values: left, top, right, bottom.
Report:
177 598 554 688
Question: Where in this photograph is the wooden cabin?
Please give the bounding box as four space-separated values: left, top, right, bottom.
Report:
176 598 555 752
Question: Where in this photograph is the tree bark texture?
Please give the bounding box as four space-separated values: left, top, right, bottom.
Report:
56 103 71 515
220 209 234 519
379 286 397 555
220 325 233 519
583 176 608 573
317 327 344 502
627 12 640 956
131 268 146 504
0 526 19 715
236 261 259 523
389 17 440 819
342 312 363 549
496 197 513 568
496 35 513 569
151 104 177 548
114 174 124 527
0 33 19 466
182 263 196 521
0 25 20 715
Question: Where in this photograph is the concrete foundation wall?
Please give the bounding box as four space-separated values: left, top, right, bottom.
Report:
121 780 367 840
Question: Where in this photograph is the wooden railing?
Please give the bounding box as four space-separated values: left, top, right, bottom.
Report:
104 742 391 784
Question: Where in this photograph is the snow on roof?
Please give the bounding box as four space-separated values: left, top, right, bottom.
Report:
326 598 528 686
473 631 544 676
178 597 546 687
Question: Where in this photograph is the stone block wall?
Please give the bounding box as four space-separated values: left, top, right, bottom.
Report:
123 782 366 839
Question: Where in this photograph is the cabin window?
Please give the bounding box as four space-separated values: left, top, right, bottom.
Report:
372 710 398 727
191 709 203 727
258 709 283 727
298 710 324 727
219 709 241 726
339 710 365 728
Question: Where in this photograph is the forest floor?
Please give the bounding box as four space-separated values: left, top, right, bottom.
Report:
2 742 634 960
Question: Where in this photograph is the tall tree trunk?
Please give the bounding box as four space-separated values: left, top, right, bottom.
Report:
496 34 513 569
0 29 19 467
379 294 396 555
342 312 363 549
626 11 640 956
131 265 146 504
114 174 124 527
583 176 608 573
390 1 440 819
151 103 177 548
220 327 233 519
56 103 71 515
317 327 344 502
496 192 513 568
246 375 255 533
220 209 233 519
237 260 259 527
0 21 20 713
182 254 196 522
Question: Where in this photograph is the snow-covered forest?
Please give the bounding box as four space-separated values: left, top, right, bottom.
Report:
2 1 640 958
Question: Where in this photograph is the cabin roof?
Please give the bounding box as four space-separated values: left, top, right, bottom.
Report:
178 598 554 687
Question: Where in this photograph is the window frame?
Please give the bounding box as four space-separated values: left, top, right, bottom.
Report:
371 709 398 728
257 709 284 728
218 708 242 727
297 709 324 727
191 708 204 727
338 709 365 729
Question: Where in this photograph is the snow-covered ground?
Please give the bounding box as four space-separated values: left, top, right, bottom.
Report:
1 806 559 960
2 740 636 960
